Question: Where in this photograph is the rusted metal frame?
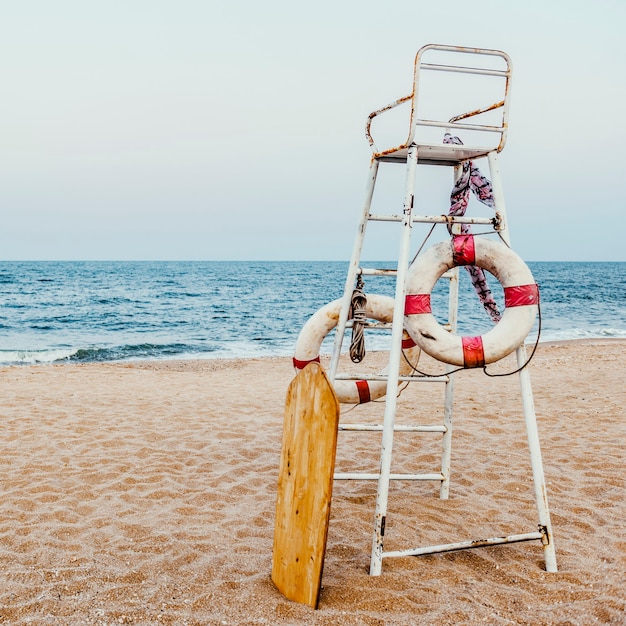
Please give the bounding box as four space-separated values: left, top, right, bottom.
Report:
341 46 559 579
382 531 544 560
366 46 512 158
414 44 513 77
369 144 420 576
449 99 505 124
365 94 412 151
365 49 512 151
410 45 512 153
487 150 558 573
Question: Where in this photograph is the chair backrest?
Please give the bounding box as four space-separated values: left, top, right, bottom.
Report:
367 44 512 156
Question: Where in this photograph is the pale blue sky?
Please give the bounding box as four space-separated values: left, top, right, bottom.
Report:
1 0 624 260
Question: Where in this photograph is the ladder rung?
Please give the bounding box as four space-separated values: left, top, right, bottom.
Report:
358 267 455 279
382 531 544 559
334 374 450 383
358 268 397 276
339 423 447 432
345 320 392 329
367 213 496 226
334 472 445 481
346 321 452 333
420 62 510 78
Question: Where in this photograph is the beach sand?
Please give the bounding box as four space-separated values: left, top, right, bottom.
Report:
1 339 624 625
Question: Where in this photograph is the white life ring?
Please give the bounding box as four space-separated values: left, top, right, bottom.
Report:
293 294 421 404
404 235 539 367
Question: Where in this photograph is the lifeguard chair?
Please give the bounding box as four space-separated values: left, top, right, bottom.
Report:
273 44 556 607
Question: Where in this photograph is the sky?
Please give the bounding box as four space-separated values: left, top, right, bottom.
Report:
1 0 625 261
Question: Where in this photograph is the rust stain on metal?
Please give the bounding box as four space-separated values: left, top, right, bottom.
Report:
449 99 505 124
538 525 550 546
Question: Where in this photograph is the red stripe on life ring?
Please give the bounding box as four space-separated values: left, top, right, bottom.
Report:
405 294 431 314
355 380 371 404
292 356 320 370
402 336 417 349
462 336 485 368
452 235 476 266
504 284 540 308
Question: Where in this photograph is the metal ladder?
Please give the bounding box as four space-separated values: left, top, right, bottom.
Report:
328 45 557 576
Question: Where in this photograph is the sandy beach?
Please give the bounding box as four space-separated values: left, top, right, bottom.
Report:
1 339 624 625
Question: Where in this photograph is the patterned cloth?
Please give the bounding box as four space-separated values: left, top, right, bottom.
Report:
444 133 501 323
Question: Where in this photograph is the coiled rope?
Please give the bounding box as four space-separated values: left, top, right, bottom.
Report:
349 275 367 363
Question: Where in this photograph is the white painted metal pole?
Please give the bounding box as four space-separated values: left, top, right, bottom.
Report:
383 531 543 559
516 348 558 572
370 145 419 576
440 163 463 500
329 159 379 380
440 267 458 500
488 150 557 572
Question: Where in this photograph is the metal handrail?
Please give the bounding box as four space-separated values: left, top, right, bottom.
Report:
366 44 512 156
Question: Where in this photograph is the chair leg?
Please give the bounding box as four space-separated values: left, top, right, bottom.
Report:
370 145 419 576
487 150 557 573
517 346 558 572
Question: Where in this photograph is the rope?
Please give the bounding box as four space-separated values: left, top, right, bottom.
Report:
398 299 542 379
349 276 367 363
483 299 542 377
444 133 501 324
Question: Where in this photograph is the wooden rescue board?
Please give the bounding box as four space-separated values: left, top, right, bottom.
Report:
271 362 340 609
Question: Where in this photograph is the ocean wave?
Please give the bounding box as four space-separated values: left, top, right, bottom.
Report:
0 348 81 365
1 328 624 366
0 343 216 365
71 343 207 362
538 327 626 342
1 261 624 365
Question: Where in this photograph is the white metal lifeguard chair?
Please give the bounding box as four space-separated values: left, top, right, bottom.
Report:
326 44 557 576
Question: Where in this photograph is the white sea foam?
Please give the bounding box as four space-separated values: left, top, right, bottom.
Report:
538 327 626 343
0 348 80 365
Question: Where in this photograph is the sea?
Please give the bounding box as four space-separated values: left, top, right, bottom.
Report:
0 261 624 365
